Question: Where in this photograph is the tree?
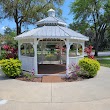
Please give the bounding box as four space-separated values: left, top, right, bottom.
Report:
69 21 89 34
70 0 110 56
0 26 17 48
4 27 12 35
0 0 64 35
3 26 16 37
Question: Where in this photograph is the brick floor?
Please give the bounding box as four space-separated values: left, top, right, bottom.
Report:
42 76 64 83
38 64 66 74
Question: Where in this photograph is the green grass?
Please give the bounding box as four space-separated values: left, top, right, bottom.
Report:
96 56 110 58
98 60 110 68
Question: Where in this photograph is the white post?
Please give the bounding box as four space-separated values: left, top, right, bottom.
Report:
82 42 85 57
24 43 27 55
66 39 70 75
60 43 62 64
0 45 1 56
41 42 43 64
18 41 21 60
76 44 78 55
34 39 38 75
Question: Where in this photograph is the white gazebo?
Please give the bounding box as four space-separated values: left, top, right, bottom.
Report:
14 9 89 75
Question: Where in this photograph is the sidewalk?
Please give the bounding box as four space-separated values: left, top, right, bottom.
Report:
0 66 110 110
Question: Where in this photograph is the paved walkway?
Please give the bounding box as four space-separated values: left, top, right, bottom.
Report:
0 66 110 110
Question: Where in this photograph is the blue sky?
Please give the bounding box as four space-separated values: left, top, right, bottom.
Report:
0 0 74 34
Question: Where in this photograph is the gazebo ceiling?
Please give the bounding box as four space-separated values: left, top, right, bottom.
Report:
14 9 89 41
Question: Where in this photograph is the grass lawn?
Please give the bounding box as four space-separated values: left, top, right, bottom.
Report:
96 56 110 58
98 60 110 68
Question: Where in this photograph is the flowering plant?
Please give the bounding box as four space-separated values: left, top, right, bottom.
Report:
2 45 10 51
67 63 81 79
2 44 18 59
24 68 35 81
84 45 94 59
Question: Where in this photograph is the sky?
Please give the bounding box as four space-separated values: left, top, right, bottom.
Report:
0 0 74 34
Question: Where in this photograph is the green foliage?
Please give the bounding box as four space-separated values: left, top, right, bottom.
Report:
0 59 22 78
69 21 90 34
70 0 110 56
24 73 35 81
79 58 100 77
46 54 57 61
0 0 64 35
98 59 110 68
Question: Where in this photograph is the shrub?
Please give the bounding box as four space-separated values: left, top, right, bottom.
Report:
0 58 22 78
67 63 89 79
24 69 35 81
79 58 100 77
46 54 57 61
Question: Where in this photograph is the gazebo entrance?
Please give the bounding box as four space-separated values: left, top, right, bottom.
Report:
37 39 66 74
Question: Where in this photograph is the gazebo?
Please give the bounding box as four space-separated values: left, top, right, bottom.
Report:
15 9 89 75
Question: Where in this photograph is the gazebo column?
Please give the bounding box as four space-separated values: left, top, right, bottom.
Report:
66 39 70 75
41 42 43 64
34 39 38 75
24 43 27 55
82 42 85 56
0 45 1 56
76 44 79 55
60 42 62 64
18 40 21 60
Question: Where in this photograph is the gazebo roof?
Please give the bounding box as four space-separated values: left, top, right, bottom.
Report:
15 26 88 41
15 9 89 41
36 16 67 27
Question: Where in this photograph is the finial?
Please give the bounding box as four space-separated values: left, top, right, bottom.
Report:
48 9 55 17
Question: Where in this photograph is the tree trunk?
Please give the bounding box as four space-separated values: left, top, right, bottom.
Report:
94 31 99 56
94 49 98 56
16 23 21 35
94 44 99 56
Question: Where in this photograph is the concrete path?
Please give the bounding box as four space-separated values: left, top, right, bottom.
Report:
0 66 110 110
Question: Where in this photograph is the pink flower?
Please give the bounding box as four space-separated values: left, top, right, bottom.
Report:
2 45 10 51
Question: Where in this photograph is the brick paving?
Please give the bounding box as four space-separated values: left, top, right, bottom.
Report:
42 76 64 83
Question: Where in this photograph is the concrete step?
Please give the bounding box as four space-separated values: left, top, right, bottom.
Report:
42 75 64 83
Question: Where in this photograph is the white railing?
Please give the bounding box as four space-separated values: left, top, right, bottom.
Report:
69 56 84 64
20 56 34 72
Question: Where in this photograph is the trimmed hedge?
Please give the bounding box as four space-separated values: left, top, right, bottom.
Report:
0 58 22 78
79 58 100 77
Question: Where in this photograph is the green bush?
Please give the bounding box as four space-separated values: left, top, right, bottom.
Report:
46 54 57 61
79 58 100 77
0 58 22 78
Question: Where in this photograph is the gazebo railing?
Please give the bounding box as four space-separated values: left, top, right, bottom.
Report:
69 56 84 64
20 56 34 72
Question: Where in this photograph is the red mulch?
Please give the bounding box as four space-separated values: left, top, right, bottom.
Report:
16 64 89 83
16 75 87 83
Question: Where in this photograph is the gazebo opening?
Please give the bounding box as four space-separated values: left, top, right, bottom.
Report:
37 38 66 74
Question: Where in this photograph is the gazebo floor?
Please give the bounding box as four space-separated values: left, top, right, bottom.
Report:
38 64 66 74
